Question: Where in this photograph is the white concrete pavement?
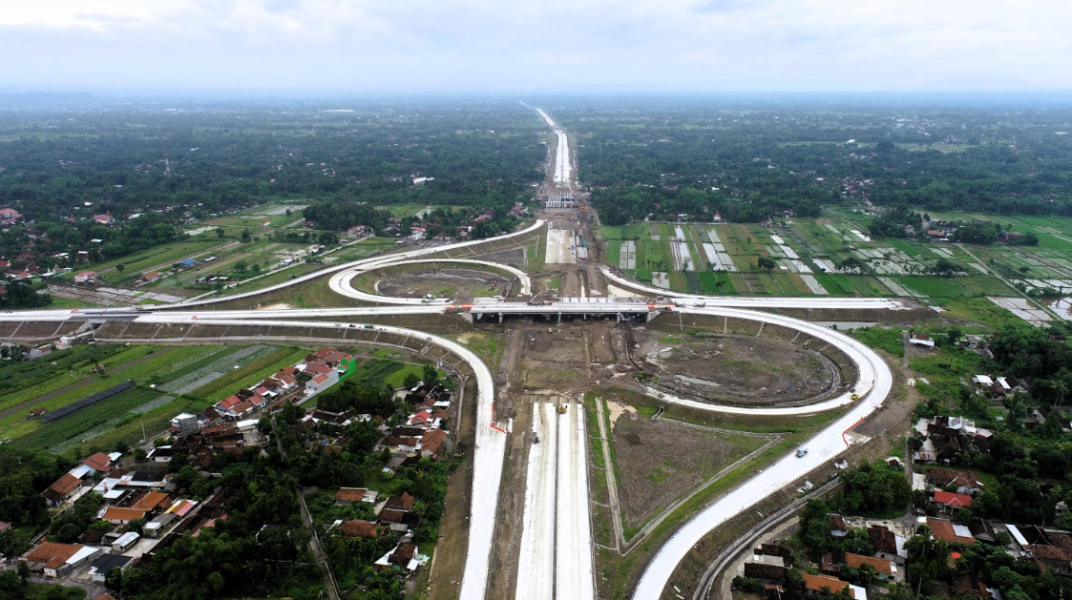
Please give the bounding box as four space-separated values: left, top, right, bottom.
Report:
328 258 532 305
556 400 595 600
172 219 546 308
535 108 571 186
516 402 558 600
86 313 508 600
630 307 893 599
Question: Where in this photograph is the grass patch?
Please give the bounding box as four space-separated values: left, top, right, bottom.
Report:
852 327 905 357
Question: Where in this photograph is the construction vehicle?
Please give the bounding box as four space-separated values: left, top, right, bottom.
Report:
557 405 568 415
796 448 808 458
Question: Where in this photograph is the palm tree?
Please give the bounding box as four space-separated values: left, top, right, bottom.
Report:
1052 379 1068 408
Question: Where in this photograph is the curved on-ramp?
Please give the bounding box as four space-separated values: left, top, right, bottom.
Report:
328 258 532 305
170 219 545 309
128 313 508 600
630 306 893 599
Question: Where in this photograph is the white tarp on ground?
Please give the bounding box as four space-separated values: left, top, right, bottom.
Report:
706 229 737 271
878 277 915 297
619 241 636 270
799 274 828 295
989 297 1053 327
701 243 723 270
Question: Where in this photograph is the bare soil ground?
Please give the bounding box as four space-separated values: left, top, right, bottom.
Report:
612 413 766 530
377 269 508 302
472 247 527 267
636 332 836 405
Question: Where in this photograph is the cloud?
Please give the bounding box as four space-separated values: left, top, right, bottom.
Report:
0 0 1069 92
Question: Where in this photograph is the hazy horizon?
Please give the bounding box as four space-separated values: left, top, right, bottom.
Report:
2 0 1070 95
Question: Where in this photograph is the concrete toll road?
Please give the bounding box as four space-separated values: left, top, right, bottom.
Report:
516 401 558 600
535 108 572 188
555 399 595 600
516 397 595 600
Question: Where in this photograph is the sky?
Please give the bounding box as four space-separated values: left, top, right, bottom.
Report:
1 0 1070 94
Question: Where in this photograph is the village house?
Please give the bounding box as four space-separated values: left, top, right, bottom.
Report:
927 517 976 545
925 469 984 495
828 514 849 538
338 520 381 540
23 542 100 578
101 506 146 525
844 552 897 581
89 554 133 583
418 429 449 459
335 487 379 507
378 492 417 527
908 333 934 349
868 524 908 564
91 213 114 225
82 451 121 474
42 473 82 507
74 270 98 284
374 542 421 574
0 207 22 226
802 572 858 598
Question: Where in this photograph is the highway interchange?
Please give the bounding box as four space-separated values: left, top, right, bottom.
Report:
0 107 898 600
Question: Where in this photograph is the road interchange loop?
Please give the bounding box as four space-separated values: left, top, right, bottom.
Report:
0 221 895 600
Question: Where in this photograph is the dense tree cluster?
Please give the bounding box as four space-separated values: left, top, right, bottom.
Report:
0 280 51 308
0 99 545 224
868 206 921 238
549 96 1072 224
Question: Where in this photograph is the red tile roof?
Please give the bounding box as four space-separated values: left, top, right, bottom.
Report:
339 520 379 539
102 507 146 523
132 491 170 512
934 491 973 508
845 552 893 576
335 488 366 503
927 518 975 545
25 542 82 570
802 573 853 597
384 492 416 512
82 451 113 472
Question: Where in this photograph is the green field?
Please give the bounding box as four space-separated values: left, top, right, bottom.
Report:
0 343 313 455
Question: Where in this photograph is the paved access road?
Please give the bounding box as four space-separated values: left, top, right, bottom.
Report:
630 306 893 599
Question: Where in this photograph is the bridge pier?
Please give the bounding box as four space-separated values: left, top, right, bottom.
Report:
498 313 503 324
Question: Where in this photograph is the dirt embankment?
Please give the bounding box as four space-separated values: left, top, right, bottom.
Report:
636 332 837 406
377 270 508 302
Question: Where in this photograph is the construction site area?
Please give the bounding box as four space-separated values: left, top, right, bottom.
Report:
0 105 935 600
375 268 512 302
